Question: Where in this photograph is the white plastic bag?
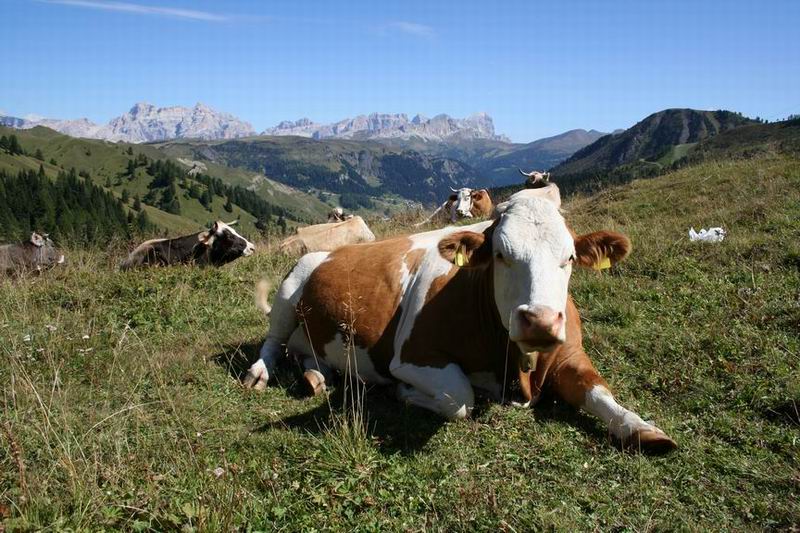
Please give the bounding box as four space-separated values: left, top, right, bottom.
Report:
689 227 726 243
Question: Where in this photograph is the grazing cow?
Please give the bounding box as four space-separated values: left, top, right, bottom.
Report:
279 216 375 255
245 186 676 453
415 187 494 227
0 232 65 275
519 168 551 189
120 221 254 270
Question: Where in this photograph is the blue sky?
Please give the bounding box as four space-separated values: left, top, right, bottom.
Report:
2 0 798 141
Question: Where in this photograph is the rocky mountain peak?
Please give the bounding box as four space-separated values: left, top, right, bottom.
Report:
262 111 508 142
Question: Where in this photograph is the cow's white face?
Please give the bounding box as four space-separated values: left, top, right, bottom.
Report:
491 196 574 352
451 188 474 220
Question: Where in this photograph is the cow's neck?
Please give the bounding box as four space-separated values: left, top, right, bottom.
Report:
450 264 518 373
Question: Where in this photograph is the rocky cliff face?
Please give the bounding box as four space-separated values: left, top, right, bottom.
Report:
2 102 255 143
263 112 509 142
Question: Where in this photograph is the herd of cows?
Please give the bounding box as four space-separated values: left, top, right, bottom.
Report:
1 169 677 454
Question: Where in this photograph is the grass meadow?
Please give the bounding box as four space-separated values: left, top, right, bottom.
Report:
1 155 799 530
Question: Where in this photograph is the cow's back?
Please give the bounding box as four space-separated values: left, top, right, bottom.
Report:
280 217 375 255
0 244 30 273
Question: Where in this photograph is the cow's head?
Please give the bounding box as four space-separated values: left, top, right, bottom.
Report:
519 168 551 189
199 221 255 265
448 187 475 220
438 187 630 356
29 232 65 269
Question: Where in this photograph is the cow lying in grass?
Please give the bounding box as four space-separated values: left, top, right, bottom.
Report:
279 216 376 255
120 221 254 270
246 186 676 453
0 232 65 275
415 187 493 226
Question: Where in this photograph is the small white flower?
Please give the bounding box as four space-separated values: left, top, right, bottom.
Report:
82 334 90 340
23 334 31 342
45 324 57 332
212 467 225 479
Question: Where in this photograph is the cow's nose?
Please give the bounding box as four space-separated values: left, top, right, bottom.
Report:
244 243 255 256
516 306 564 346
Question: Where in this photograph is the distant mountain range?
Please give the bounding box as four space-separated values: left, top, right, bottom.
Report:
1 105 513 144
0 102 256 143
263 112 510 142
551 109 755 190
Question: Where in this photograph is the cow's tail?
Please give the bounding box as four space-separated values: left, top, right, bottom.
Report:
255 279 272 317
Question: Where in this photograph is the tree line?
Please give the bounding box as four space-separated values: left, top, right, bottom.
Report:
0 166 154 244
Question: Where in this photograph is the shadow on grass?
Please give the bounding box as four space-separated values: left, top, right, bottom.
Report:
210 341 667 455
211 339 448 454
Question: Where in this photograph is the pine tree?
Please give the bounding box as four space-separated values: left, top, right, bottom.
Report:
0 136 8 152
121 189 130 203
8 135 23 156
133 195 141 211
126 159 136 177
224 196 233 213
126 146 134 156
34 148 44 161
200 189 212 210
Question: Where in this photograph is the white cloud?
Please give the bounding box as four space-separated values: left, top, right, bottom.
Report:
386 21 435 38
40 0 228 22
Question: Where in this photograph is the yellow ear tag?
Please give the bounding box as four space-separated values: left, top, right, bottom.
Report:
594 256 612 271
455 245 467 267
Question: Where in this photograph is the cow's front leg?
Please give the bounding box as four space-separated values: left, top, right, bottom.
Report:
299 355 335 396
391 362 474 420
542 349 677 453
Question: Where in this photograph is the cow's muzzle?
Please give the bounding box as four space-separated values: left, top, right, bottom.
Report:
511 305 565 350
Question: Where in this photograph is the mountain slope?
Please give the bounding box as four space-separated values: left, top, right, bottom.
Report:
155 135 483 205
550 109 755 188
476 129 607 186
0 126 323 237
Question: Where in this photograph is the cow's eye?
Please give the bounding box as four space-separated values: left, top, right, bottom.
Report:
495 252 503 260
561 254 575 268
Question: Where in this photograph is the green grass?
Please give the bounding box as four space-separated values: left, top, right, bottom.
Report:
1 155 799 530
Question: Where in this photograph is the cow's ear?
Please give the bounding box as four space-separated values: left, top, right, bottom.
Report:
438 228 493 267
471 190 486 201
448 194 458 202
574 231 631 270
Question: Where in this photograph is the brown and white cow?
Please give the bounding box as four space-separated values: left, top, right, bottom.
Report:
245 187 676 453
279 216 375 255
120 221 255 270
415 187 493 227
0 232 65 275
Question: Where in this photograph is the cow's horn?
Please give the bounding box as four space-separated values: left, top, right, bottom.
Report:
226 220 239 226
449 186 459 193
518 168 534 177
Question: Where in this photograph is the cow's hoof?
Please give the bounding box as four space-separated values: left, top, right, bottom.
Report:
243 361 268 391
622 427 677 455
302 369 326 396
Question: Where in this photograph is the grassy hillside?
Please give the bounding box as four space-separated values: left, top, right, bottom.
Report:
0 127 328 237
1 154 798 529
551 109 755 190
